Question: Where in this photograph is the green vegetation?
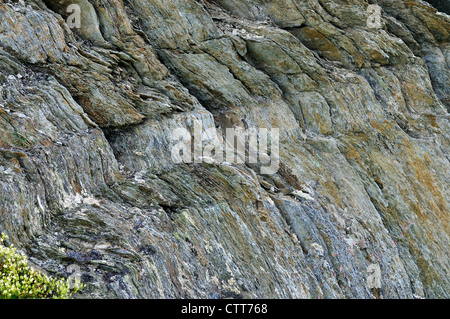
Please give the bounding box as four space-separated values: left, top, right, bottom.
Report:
0 233 83 299
0 111 33 149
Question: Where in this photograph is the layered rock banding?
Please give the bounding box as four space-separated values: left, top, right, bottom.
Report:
0 0 448 298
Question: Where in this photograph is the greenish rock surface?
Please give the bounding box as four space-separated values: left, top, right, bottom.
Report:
0 0 448 298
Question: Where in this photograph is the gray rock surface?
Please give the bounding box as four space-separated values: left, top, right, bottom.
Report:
0 0 448 298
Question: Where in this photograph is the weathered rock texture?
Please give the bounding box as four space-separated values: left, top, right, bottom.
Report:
0 0 448 299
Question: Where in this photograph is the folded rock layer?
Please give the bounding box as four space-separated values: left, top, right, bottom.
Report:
0 0 448 298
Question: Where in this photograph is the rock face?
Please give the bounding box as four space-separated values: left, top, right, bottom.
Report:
0 0 448 299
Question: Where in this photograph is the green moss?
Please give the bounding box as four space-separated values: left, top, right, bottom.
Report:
0 113 32 149
10 131 32 148
173 229 192 242
0 233 83 299
377 75 389 91
173 230 182 241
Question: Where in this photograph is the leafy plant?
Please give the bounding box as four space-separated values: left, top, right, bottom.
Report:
0 233 83 299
